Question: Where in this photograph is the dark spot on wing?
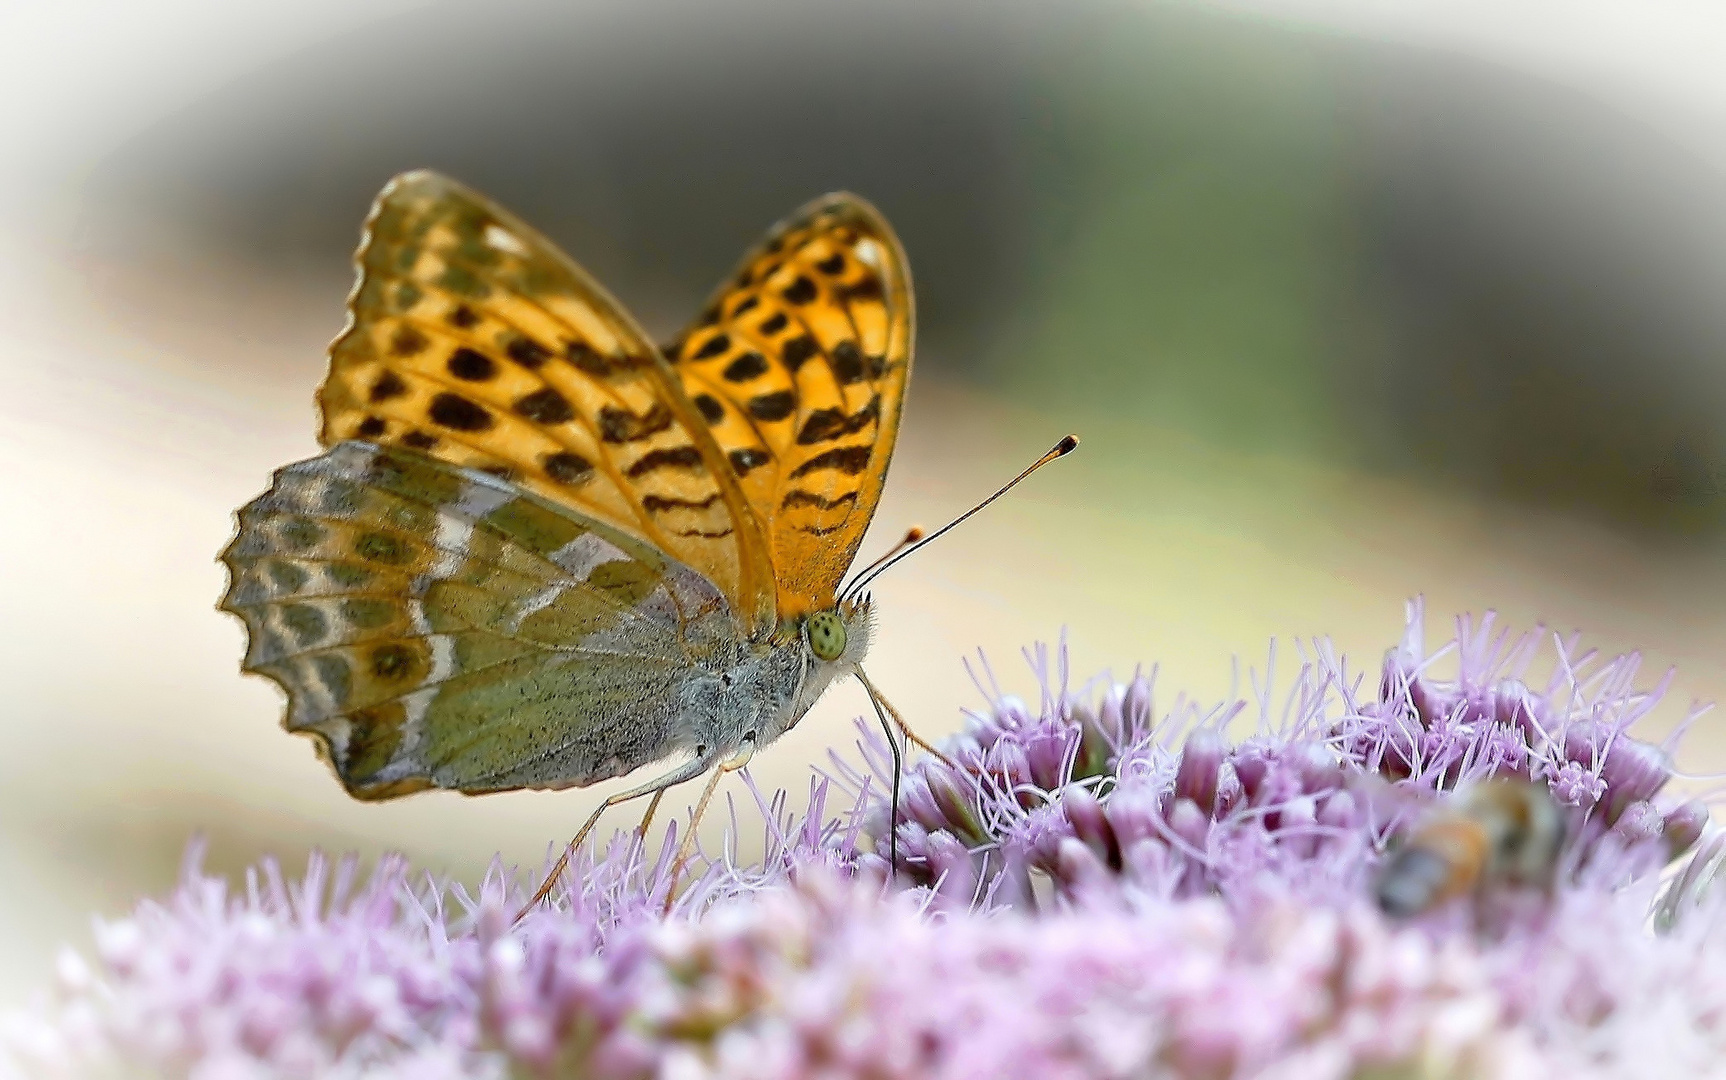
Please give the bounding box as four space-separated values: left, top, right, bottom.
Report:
728 448 770 476
781 490 859 512
513 387 574 425
355 531 411 564
747 391 796 422
356 416 387 438
782 335 819 372
796 396 880 444
693 333 730 360
781 276 817 305
280 603 327 646
341 597 395 630
279 519 324 551
447 304 479 328
816 253 846 275
567 342 612 377
369 371 408 403
758 313 789 335
831 341 867 384
723 352 769 383
326 562 371 588
543 451 595 486
429 393 494 432
626 446 705 478
266 561 308 592
317 478 362 514
390 326 428 357
362 451 410 489
839 277 885 303
598 402 674 443
643 493 722 513
447 348 496 381
730 296 759 317
789 445 871 478
311 654 352 707
694 394 725 424
370 643 416 681
506 337 551 369
401 430 439 450
438 264 490 299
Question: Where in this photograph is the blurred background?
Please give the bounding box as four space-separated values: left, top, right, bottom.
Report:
6 0 1726 1003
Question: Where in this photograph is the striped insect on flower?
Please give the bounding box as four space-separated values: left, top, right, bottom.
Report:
218 171 1075 906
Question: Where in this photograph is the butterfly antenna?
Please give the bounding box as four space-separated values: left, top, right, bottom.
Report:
848 526 926 588
841 434 1078 602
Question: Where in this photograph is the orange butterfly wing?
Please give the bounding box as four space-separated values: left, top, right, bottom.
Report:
662 195 914 622
318 171 776 635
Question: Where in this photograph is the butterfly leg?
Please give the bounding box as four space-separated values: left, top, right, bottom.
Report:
865 674 956 767
856 669 960 883
661 741 756 910
515 751 718 921
633 787 670 844
859 675 904 876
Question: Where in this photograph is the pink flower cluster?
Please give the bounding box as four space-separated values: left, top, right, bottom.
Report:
853 600 1709 914
6 602 1725 1079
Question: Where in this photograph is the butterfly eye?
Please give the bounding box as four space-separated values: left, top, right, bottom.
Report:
807 611 848 662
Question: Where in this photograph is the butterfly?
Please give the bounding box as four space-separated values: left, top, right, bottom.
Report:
221 171 1073 901
222 169 920 834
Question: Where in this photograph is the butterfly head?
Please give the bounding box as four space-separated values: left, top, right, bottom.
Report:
747 598 874 749
801 594 875 670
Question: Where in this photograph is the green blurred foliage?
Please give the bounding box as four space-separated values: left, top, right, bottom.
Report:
1000 12 1366 461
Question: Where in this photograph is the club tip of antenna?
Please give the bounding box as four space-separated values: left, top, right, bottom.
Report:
1056 434 1080 455
904 526 925 542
